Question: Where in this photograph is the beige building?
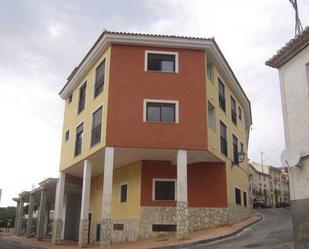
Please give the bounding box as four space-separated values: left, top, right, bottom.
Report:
249 162 289 208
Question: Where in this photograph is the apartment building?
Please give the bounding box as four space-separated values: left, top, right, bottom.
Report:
248 162 272 207
249 162 289 208
52 31 252 248
266 27 309 248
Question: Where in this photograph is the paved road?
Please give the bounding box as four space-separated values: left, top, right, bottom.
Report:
0 233 41 249
192 208 293 249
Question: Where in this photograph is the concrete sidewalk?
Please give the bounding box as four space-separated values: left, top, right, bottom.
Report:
1 214 261 249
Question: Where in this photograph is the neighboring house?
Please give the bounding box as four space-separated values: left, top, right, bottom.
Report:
52 31 252 248
266 27 309 248
248 162 272 207
249 162 290 208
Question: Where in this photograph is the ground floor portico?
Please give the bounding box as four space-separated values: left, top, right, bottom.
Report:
53 146 252 248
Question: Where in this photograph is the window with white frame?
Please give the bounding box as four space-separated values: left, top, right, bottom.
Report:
120 183 127 203
144 99 179 123
208 102 216 130
94 59 105 98
91 106 103 147
145 51 178 73
207 63 214 81
153 179 176 201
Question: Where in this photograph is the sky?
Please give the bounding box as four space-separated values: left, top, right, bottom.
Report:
0 0 308 207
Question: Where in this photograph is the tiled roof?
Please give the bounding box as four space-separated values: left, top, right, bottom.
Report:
266 26 309 68
62 30 213 90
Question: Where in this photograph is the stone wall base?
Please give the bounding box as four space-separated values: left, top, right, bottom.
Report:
52 219 63 245
291 198 309 249
91 206 253 244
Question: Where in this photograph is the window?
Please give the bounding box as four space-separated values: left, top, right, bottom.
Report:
120 184 127 203
240 142 244 153
231 96 237 125
91 106 103 146
235 187 241 205
218 79 226 111
208 102 216 130
220 121 227 156
243 191 247 207
65 129 69 142
94 60 105 98
152 224 176 232
78 82 87 114
113 224 124 231
233 134 239 164
74 123 83 156
153 180 176 201
146 51 178 73
68 94 72 104
145 101 177 123
207 63 214 81
238 106 242 120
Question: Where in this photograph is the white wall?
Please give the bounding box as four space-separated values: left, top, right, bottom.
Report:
279 45 309 201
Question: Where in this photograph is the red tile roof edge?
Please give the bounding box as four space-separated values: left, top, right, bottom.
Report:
266 26 309 68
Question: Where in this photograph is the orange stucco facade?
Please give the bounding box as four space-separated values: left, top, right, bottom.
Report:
106 44 208 150
140 160 227 207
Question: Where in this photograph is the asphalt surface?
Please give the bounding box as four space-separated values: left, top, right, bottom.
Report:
191 208 293 249
0 233 43 249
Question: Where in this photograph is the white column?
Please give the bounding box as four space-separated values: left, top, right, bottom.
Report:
26 193 34 238
176 149 189 240
79 159 92 248
17 198 24 236
100 147 114 249
177 150 188 202
52 172 65 245
102 147 114 219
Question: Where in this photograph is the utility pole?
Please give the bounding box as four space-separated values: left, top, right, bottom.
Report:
289 0 303 37
261 151 264 173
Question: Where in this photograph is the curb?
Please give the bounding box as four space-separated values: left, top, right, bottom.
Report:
150 215 263 249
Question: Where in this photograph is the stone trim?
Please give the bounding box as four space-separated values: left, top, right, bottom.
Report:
176 201 189 240
100 218 112 249
78 219 89 248
52 219 63 245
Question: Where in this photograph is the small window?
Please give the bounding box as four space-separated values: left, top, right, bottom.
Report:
113 224 124 231
232 134 239 164
78 82 87 114
74 123 83 156
146 102 176 123
238 106 242 120
65 130 69 142
146 52 177 73
152 224 176 232
120 184 127 203
240 142 244 153
218 79 226 112
231 96 237 125
207 63 214 81
154 180 175 201
91 106 103 147
208 102 216 130
68 94 72 104
235 188 241 205
220 121 227 156
94 60 105 98
243 191 247 207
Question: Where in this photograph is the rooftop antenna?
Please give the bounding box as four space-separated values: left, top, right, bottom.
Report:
289 0 303 36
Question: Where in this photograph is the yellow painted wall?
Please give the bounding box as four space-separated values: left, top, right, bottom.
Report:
59 46 112 171
89 161 142 223
206 53 251 208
